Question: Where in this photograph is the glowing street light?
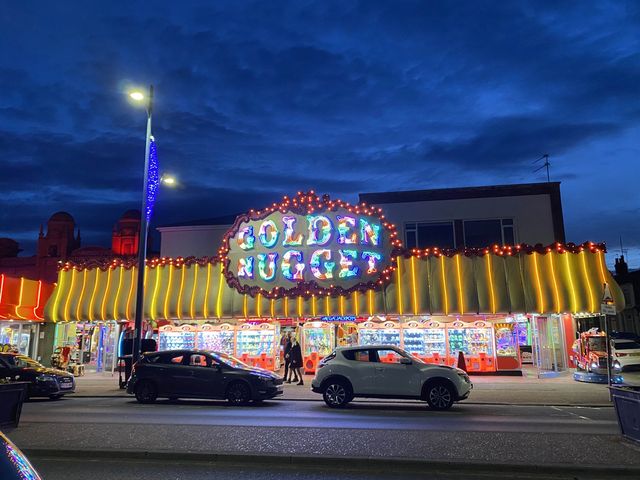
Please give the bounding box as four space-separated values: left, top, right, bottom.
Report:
129 91 145 102
160 174 177 186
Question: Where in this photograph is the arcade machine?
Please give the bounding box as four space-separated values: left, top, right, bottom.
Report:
358 321 401 347
301 321 335 374
235 322 280 370
515 318 533 364
158 324 196 351
401 320 447 364
196 323 236 355
446 320 496 372
494 322 521 371
336 322 358 347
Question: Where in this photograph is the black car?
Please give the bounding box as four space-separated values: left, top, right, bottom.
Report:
0 353 75 399
127 350 284 405
0 432 43 480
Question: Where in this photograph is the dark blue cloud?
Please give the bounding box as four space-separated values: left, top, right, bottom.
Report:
1 0 639 265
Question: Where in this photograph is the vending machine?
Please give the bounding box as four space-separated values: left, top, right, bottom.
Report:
158 324 196 351
401 320 447 364
302 321 335 374
494 322 521 371
358 321 401 347
235 322 280 370
196 323 236 355
446 321 496 372
514 318 533 364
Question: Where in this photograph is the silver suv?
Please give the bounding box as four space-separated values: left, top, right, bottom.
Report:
311 345 472 410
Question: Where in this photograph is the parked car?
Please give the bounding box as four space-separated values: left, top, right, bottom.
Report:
612 339 640 372
0 432 42 479
0 352 75 399
127 350 284 405
311 345 472 410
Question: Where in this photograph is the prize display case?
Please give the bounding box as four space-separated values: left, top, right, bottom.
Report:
358 321 401 347
302 321 335 373
494 322 521 371
196 323 235 355
401 320 446 363
515 319 533 364
446 321 496 372
235 322 280 370
158 324 196 351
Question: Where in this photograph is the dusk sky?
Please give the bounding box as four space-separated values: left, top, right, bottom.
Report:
1 1 638 266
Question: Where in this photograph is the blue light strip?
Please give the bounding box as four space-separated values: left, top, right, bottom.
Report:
146 136 159 222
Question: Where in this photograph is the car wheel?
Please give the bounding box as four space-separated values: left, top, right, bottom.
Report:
135 381 158 404
425 381 455 410
226 382 252 405
49 394 63 400
322 379 352 408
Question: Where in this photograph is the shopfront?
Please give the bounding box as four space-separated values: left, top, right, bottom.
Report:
44 192 626 376
53 320 121 373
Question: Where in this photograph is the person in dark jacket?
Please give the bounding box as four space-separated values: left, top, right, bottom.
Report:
288 337 304 385
282 332 292 382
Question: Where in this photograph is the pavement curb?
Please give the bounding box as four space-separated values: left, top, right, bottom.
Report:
24 448 640 478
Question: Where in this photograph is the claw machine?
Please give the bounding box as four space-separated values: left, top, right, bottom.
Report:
158 324 196 351
514 316 533 364
446 320 496 372
494 322 521 371
236 322 280 370
401 320 447 364
196 323 236 355
358 320 401 347
301 321 335 374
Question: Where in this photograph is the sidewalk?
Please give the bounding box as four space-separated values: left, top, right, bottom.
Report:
72 367 625 406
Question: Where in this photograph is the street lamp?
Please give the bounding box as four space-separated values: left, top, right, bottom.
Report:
129 85 153 364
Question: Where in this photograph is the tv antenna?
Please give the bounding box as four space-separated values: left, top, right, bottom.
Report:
533 154 551 182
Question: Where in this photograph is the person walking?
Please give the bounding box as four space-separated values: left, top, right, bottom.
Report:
289 336 304 385
282 332 292 382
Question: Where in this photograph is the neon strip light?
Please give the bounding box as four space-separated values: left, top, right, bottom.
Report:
125 269 135 321
440 256 449 315
581 252 595 313
177 266 186 320
33 280 44 320
100 267 112 321
564 253 577 313
150 266 161 321
312 295 317 317
112 266 124 320
51 272 65 322
190 264 199 319
547 253 560 313
76 270 88 322
339 295 345 316
257 293 262 317
15 277 27 319
531 253 544 313
0 274 4 303
455 255 464 315
297 296 303 317
284 296 289 317
396 257 403 315
325 295 330 316
164 265 174 320
410 256 418 315
216 265 224 319
367 289 374 315
270 299 275 318
64 269 77 322
88 269 100 322
203 263 211 318
353 291 359 316
243 294 248 318
486 254 496 314
597 250 607 286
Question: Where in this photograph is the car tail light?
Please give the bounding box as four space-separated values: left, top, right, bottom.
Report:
616 353 628 357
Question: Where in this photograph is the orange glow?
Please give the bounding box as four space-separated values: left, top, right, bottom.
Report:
564 253 577 313
455 255 464 315
33 280 44 320
0 274 4 303
597 250 607 286
486 254 496 314
367 289 374 315
532 253 544 313
547 253 560 313
76 270 88 322
15 277 27 319
440 256 449 315
353 292 359 316
312 295 317 317
270 298 275 318
297 296 303 317
396 257 403 315
125 268 135 321
64 269 77 322
339 295 345 316
284 296 289 317
150 266 162 321
203 263 212 318
176 266 186 320
100 267 112 321
190 264 199 319
216 264 224 319
581 252 595 312
257 293 262 317
325 295 330 316
112 266 125 320
51 271 65 322
243 294 248 318
164 265 174 320
88 269 101 322
409 256 418 315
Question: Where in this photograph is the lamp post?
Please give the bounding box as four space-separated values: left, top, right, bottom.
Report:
130 85 153 364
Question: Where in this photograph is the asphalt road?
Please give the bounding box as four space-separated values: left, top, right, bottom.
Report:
19 396 618 435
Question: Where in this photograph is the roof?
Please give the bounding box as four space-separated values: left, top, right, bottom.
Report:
359 182 561 204
157 213 240 228
121 209 141 221
49 211 74 223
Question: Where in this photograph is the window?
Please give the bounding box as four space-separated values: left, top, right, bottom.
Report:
189 354 210 367
374 349 403 364
155 352 185 365
405 222 455 248
463 219 516 247
343 349 372 362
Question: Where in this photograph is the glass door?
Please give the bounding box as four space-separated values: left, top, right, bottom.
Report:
532 315 567 378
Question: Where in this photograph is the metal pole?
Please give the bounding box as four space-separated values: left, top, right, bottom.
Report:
132 85 153 365
603 313 613 398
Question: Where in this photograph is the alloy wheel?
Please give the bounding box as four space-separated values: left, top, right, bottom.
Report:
325 384 346 406
428 385 452 409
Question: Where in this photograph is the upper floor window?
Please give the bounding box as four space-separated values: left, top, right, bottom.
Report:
463 219 515 247
405 222 455 249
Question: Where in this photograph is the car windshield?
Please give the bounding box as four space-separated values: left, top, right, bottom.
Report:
588 337 607 351
14 356 43 369
614 341 640 350
212 352 249 368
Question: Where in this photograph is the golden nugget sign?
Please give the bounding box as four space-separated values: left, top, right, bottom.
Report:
220 192 401 298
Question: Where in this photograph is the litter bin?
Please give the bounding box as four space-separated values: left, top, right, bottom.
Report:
609 386 640 443
117 355 133 389
0 382 29 428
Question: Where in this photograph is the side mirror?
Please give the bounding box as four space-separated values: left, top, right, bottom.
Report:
400 358 412 365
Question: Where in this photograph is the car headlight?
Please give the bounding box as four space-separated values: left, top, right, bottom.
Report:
36 374 56 382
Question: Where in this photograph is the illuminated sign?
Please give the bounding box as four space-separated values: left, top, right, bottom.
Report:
220 192 401 298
